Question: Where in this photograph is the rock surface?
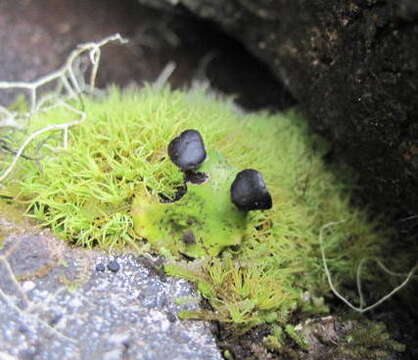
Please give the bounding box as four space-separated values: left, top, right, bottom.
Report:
0 214 222 360
137 0 418 218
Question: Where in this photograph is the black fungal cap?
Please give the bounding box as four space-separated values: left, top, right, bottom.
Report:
230 169 273 211
168 129 207 171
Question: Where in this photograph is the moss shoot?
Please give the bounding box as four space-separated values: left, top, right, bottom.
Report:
3 85 388 329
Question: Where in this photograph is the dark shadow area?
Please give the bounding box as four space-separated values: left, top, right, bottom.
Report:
0 0 295 111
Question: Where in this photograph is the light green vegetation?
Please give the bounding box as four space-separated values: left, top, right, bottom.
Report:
3 85 388 329
338 321 405 358
324 320 405 360
133 149 247 258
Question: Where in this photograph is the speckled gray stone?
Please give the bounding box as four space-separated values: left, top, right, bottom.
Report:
0 216 222 360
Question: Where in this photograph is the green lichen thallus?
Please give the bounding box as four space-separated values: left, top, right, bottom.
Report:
132 129 272 258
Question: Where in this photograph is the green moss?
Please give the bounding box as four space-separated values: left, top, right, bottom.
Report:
0 198 28 226
4 85 388 329
285 324 309 351
261 323 310 355
263 325 286 352
327 320 405 360
0 199 28 249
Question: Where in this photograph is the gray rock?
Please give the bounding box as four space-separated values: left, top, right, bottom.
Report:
0 215 222 360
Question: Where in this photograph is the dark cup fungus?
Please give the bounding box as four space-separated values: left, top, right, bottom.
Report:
168 130 207 171
231 169 272 211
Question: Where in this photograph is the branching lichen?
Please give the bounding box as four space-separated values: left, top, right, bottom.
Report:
0 34 127 185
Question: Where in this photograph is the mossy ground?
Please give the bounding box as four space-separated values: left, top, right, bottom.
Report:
2 85 389 331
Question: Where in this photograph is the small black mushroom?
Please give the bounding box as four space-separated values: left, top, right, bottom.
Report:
168 129 207 171
230 169 272 211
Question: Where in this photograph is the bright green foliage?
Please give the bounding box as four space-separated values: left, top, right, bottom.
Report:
166 254 298 328
5 85 388 329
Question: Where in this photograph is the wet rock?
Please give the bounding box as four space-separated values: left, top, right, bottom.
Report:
168 129 207 171
0 215 222 360
230 169 272 211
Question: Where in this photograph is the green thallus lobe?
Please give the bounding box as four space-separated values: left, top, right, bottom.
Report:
133 128 273 258
4 86 388 329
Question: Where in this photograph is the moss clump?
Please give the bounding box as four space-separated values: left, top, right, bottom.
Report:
326 320 405 360
5 85 388 329
262 318 405 359
285 324 310 351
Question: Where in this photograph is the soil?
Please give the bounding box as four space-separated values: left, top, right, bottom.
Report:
216 324 274 360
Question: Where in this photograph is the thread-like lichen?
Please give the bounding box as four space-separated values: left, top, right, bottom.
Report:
2 85 389 329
